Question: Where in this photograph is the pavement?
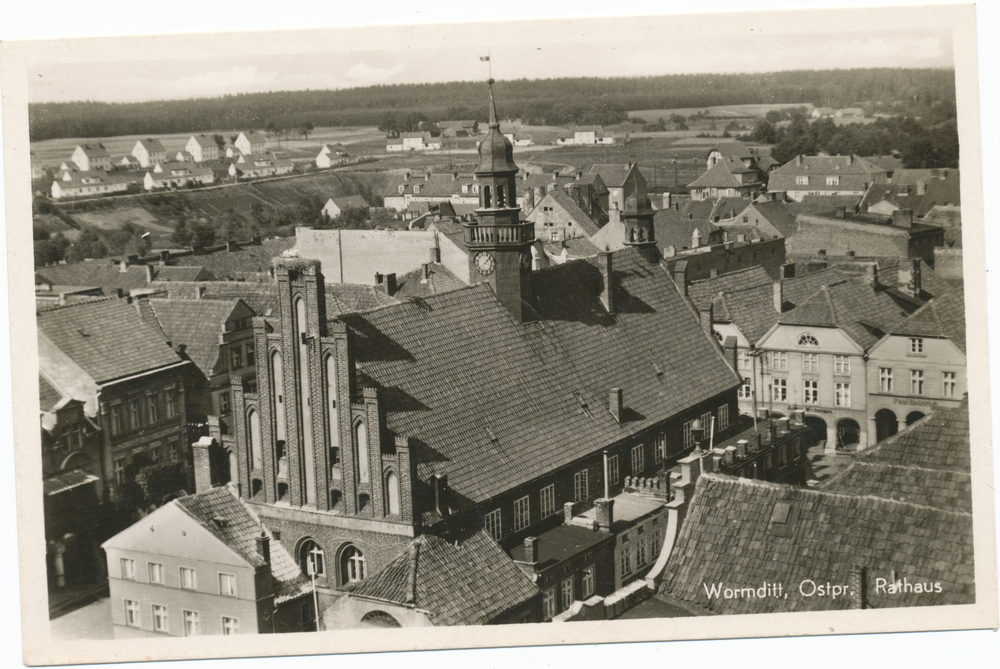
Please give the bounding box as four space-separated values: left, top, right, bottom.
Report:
49 596 114 641
801 441 855 485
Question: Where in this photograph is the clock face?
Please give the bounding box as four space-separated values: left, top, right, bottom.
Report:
474 251 495 276
520 252 532 270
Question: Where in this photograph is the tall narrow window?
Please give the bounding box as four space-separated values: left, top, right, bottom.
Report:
180 567 196 590
222 617 239 635
943 371 957 398
121 558 135 580
485 508 502 541
802 353 819 373
540 484 555 517
497 185 506 207
295 297 315 505
835 383 851 407
183 611 199 636
581 565 595 598
542 589 556 620
300 540 325 577
129 398 142 430
560 577 574 610
355 421 370 483
124 600 140 627
911 370 924 395
631 445 644 476
147 392 160 424
385 472 400 515
152 605 168 633
248 409 262 472
110 404 122 435
219 573 237 597
834 356 850 374
341 546 366 583
803 380 818 404
717 405 730 431
165 388 177 419
326 354 340 472
483 185 492 208
772 379 787 402
654 434 666 463
608 455 619 485
271 350 286 442
148 562 164 584
879 368 893 392
574 469 589 502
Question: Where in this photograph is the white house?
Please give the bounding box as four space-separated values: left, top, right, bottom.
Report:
316 144 350 168
185 135 220 162
132 139 167 168
321 195 370 219
52 171 130 199
227 153 293 179
144 162 215 190
71 144 112 172
234 131 266 156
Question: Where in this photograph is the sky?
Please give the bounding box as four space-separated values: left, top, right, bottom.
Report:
23 12 955 104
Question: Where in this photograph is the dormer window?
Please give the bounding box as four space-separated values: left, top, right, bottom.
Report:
797 333 819 346
398 185 405 194
414 185 421 194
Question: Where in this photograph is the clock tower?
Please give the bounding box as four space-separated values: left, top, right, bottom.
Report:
464 80 535 323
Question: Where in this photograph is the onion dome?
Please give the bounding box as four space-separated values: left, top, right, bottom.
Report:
475 80 518 174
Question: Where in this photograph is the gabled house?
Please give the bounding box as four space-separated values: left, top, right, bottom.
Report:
866 287 966 442
438 120 479 137
144 162 216 190
132 139 167 168
185 135 221 163
687 157 764 201
387 132 441 152
787 209 945 267
321 195 371 220
316 144 351 168
768 154 887 202
861 168 960 219
51 171 132 199
103 485 311 637
589 163 647 213
71 143 113 172
227 153 293 180
235 131 267 156
526 189 601 243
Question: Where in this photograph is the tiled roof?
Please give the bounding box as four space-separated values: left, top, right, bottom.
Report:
782 266 861 306
77 143 110 157
862 155 906 174
708 142 754 161
39 375 62 412
351 530 537 625
149 299 246 377
589 163 633 188
175 486 310 604
688 159 757 189
35 261 151 293
325 284 400 315
189 134 218 148
743 201 798 238
856 402 970 473
327 195 370 210
779 280 909 349
653 209 719 251
172 238 295 280
137 138 166 152
153 266 217 282
659 473 975 614
770 155 885 193
37 298 183 384
860 168 961 217
340 248 741 506
688 267 772 307
888 287 966 354
152 281 281 317
383 173 475 199
784 195 866 218
393 263 467 299
542 190 601 236
542 236 601 260
823 461 971 513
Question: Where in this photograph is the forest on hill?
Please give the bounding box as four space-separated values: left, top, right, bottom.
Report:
29 68 955 141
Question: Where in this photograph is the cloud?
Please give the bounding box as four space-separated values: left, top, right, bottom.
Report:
342 61 406 85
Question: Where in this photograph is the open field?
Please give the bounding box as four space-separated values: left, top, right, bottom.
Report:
629 103 815 123
72 207 169 232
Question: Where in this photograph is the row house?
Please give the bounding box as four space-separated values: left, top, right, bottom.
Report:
768 154 887 201
193 87 743 628
51 170 132 199
386 132 441 152
144 162 216 190
228 153 293 180
132 139 167 168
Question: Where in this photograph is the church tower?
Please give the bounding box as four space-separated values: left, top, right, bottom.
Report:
621 165 656 249
464 80 535 322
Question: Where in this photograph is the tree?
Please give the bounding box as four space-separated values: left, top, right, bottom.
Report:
764 110 782 124
749 119 777 144
213 134 226 149
300 120 315 140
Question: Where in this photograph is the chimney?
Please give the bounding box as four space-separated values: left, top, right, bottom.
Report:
699 306 714 338
849 566 868 609
595 498 614 532
144 265 153 284
227 241 238 252
773 281 784 312
159 250 170 263
429 246 440 263
252 236 262 246
608 208 622 225
895 208 913 229
375 272 384 286
433 474 449 518
609 388 623 423
736 439 749 460
119 259 129 273
916 180 927 196
563 501 575 523
452 172 458 181
777 417 790 436
58 293 67 306
422 263 430 280
795 155 802 166
598 252 614 312
191 436 216 493
723 336 738 370
115 288 124 299
848 154 855 166
835 206 846 218
782 261 795 279
522 537 539 564
673 261 689 295
255 533 271 563
386 273 397 296
656 470 672 500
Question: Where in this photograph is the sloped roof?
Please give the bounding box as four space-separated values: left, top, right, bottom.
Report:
856 402 970 473
76 143 110 157
189 134 218 148
172 238 295 280
708 142 754 161
175 486 310 604
770 155 886 193
688 158 758 190
542 236 602 260
326 195 370 210
887 287 966 354
660 473 974 614
653 208 719 251
39 375 62 413
540 190 601 237
154 266 217 282
779 280 909 350
823 461 971 513
351 530 537 625
393 263 467 298
339 248 741 507
148 299 247 377
860 168 961 217
589 163 633 188
35 261 163 294
743 201 798 238
152 281 281 317
37 298 183 384
136 138 166 152
688 266 772 307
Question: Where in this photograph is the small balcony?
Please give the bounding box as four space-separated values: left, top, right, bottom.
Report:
463 222 535 248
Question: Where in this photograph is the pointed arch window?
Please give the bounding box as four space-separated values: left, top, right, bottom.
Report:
355 420 369 482
797 333 820 346
341 545 366 584
299 539 325 577
248 409 262 471
385 471 400 515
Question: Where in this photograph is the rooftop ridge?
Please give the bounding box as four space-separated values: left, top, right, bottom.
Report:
326 282 489 323
36 296 116 313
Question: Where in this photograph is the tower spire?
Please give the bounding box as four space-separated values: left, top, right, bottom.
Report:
488 78 499 129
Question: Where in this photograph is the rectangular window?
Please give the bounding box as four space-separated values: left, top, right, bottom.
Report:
631 445 644 476
124 600 140 627
910 338 924 354
620 545 632 578
168 442 178 463
542 589 556 620
911 370 924 395
222 617 239 635
148 562 164 584
152 604 168 633
219 392 230 415
128 398 142 430
796 176 809 185
651 528 662 557
165 388 177 419
738 380 752 399
513 496 530 532
230 347 242 370
718 405 730 431
485 509 502 541
574 469 588 502
835 382 851 407
765 454 772 473
114 457 126 485
636 536 648 567
121 558 135 580
560 577 574 611
245 342 255 367
147 392 160 424
551 232 559 241
581 565 595 598
110 404 122 436
219 573 237 597
826 176 840 186
738 349 752 370
540 484 556 518
683 420 695 449
779 444 789 468
150 446 160 464
802 353 819 373
803 380 818 404
943 371 957 398
834 356 850 374
608 454 619 485
180 567 197 590
654 434 666 463
183 610 199 637
770 351 787 371
879 368 893 393
772 379 787 402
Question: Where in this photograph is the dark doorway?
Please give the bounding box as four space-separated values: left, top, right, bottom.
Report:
836 419 861 450
875 409 898 443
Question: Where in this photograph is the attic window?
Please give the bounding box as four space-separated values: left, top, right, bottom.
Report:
797 333 820 346
212 516 230 528
770 502 791 525
77 328 91 337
